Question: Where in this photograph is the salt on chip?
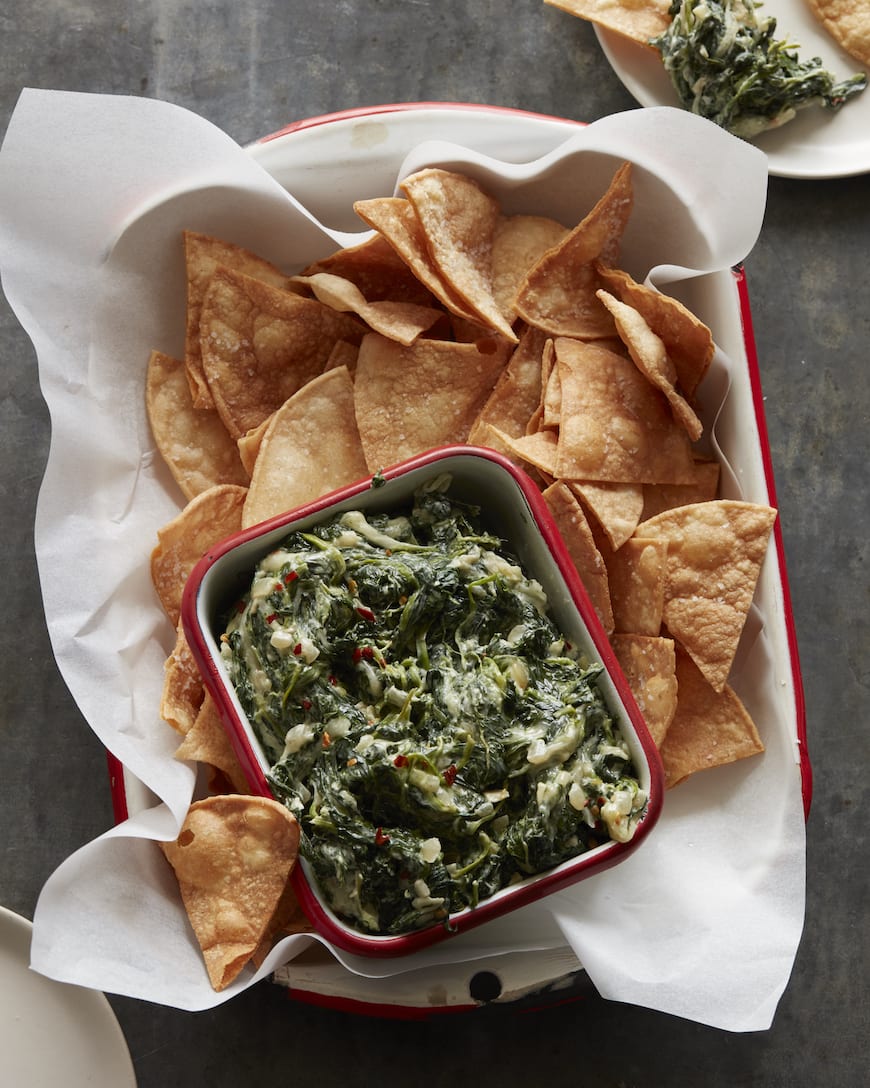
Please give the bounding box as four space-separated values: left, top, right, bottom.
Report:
595 263 714 399
610 633 678 748
513 162 633 339
597 288 703 442
399 167 518 342
353 333 510 471
554 338 698 483
605 536 668 635
175 693 251 795
291 272 443 345
150 483 247 627
160 619 204 735
200 267 364 439
146 349 248 500
569 479 644 550
242 366 368 529
659 648 764 788
183 231 291 409
638 500 777 692
544 0 671 45
160 794 300 991
542 482 614 632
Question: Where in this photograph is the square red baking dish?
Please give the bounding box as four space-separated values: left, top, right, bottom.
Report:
181 445 664 958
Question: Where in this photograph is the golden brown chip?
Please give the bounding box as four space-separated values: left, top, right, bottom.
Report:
353 332 510 471
175 693 251 794
468 325 549 447
353 196 483 325
183 232 291 409
638 500 777 692
513 162 633 339
610 633 678 747
660 648 764 788
596 289 703 442
146 350 248 500
542 481 614 632
160 619 204 735
569 479 644 550
291 272 443 345
605 536 668 635
400 167 518 342
242 366 369 529
150 483 247 626
489 425 559 478
554 338 698 484
641 459 720 521
805 0 870 67
200 268 364 439
160 794 300 991
491 214 569 321
302 231 439 305
595 263 714 399
543 0 671 47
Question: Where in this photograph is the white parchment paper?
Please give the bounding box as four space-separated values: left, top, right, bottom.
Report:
0 89 805 1028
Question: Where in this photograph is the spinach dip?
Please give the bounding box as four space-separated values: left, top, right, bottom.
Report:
221 475 647 936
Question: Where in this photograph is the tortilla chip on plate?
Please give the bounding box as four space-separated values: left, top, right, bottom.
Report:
160 794 300 991
610 633 678 747
469 325 549 446
605 535 668 636
543 0 671 47
569 479 644 550
491 214 569 321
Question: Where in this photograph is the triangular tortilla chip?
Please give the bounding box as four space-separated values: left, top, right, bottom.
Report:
200 268 364 439
183 232 291 408
301 231 438 305
146 349 248 500
243 366 369 528
637 500 777 691
513 162 633 339
610 633 678 747
175 693 251 794
542 481 614 632
641 459 720 521
660 647 765 788
160 618 204 735
400 167 518 342
353 333 509 471
491 214 569 321
469 325 549 446
604 535 668 635
150 483 247 626
544 0 671 45
160 795 300 991
569 479 644 550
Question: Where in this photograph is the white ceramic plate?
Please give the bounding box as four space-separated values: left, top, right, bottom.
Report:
595 0 870 179
0 906 136 1086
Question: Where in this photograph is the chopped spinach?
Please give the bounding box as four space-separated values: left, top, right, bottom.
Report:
651 0 866 139
222 476 647 935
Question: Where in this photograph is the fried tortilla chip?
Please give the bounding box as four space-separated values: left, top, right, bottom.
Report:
542 481 614 632
183 231 291 409
160 619 204 735
490 425 559 478
400 167 518 342
291 272 443 345
150 483 247 626
161 794 300 991
175 693 251 794
353 333 509 471
638 500 777 691
554 338 698 484
595 263 714 398
805 0 870 67
610 633 678 747
469 325 549 447
544 0 671 47
146 349 248 500
569 479 644 550
605 535 668 635
301 231 438 305
660 648 765 788
200 268 364 439
242 366 369 528
641 458 720 521
513 162 633 339
491 214 569 321
596 289 703 442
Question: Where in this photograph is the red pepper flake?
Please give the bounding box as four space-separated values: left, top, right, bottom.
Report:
352 645 375 664
346 757 358 767
356 605 376 622
265 613 277 624
375 827 390 846
322 733 331 748
293 643 303 656
393 754 408 768
301 698 312 711
443 764 458 786
328 674 338 686
283 571 298 584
